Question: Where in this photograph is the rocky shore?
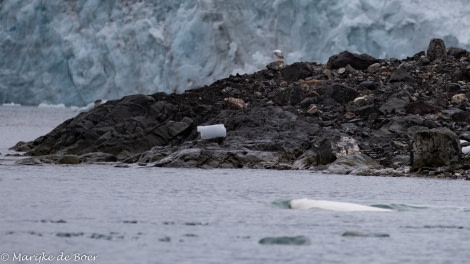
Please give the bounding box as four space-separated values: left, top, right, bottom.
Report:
11 38 470 179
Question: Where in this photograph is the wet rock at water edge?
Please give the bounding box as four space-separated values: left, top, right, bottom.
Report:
411 127 461 171
326 154 383 175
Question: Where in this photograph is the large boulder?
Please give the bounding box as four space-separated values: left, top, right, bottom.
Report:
322 84 358 104
411 128 461 171
326 51 378 70
427 38 447 61
280 62 314 82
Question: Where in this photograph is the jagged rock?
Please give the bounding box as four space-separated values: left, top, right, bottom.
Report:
389 68 416 83
58 155 80 164
22 94 194 159
442 83 462 92
280 62 314 82
377 115 425 137
447 47 469 59
80 152 118 163
411 128 461 171
326 51 378 70
271 85 305 106
15 157 43 165
358 80 379 90
152 148 283 169
292 150 318 169
379 90 411 114
10 141 34 152
406 101 437 115
355 105 381 119
451 110 470 122
427 38 447 61
323 84 358 104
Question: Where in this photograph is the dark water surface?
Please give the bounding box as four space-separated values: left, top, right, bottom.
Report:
1 165 469 264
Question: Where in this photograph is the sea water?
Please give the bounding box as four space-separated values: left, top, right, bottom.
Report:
1 106 469 264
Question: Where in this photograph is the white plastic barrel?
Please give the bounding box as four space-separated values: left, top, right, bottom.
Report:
197 124 227 139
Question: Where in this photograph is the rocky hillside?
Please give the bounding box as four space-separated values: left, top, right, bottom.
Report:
12 39 470 179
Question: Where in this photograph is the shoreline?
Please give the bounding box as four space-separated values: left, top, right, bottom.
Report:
8 38 470 180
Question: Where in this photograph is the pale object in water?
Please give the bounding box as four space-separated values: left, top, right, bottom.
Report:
289 198 393 212
197 124 227 139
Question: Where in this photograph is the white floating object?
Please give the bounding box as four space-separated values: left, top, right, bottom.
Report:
289 198 393 212
197 124 226 139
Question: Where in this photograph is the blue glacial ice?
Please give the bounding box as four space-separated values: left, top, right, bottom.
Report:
1 0 469 106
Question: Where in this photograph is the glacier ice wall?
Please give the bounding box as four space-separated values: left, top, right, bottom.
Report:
1 0 470 106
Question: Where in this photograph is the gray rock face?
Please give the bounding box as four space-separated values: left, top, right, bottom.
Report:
427 38 447 61
411 128 461 171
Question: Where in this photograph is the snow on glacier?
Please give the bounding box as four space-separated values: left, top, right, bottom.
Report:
1 0 470 106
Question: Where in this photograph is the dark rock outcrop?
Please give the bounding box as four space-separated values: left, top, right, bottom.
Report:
11 38 470 178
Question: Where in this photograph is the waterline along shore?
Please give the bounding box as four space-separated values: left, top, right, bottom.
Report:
10 39 470 179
